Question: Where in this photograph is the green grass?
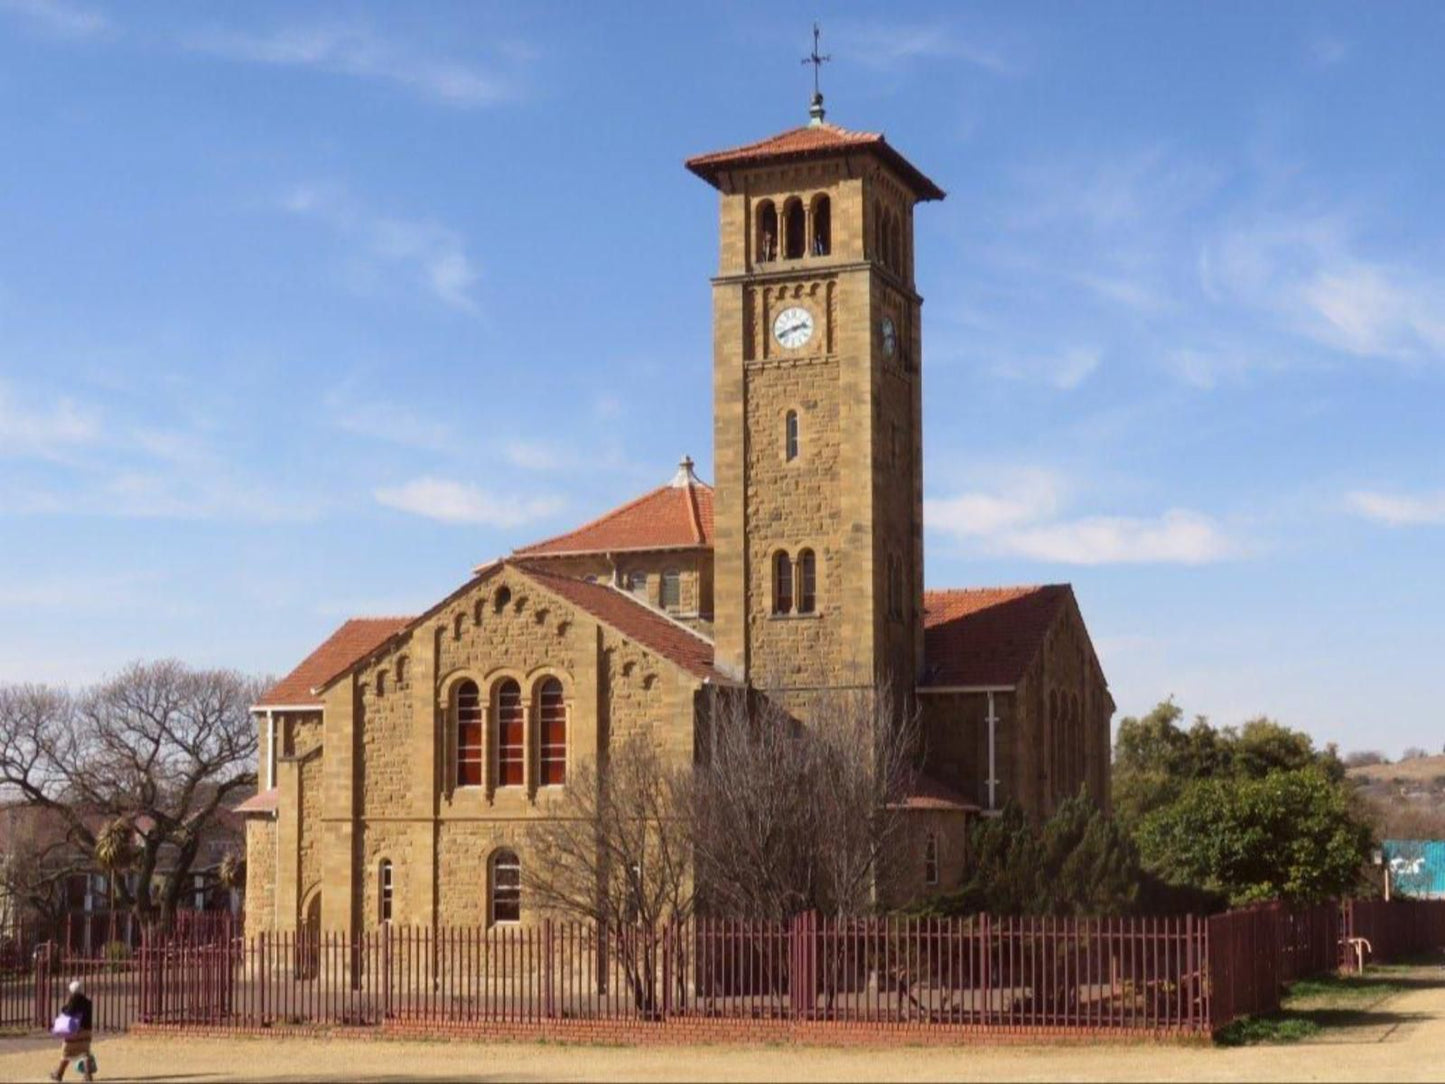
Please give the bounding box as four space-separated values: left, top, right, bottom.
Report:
1214 967 1416 1047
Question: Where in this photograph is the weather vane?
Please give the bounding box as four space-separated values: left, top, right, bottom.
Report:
801 21 830 124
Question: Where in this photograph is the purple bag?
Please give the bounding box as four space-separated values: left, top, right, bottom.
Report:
50 1012 78 1037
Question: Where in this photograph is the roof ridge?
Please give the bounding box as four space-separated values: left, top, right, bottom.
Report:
684 479 705 545
925 584 1067 596
596 578 716 648
513 482 672 555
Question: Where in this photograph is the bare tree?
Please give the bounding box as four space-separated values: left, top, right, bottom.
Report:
523 733 695 1015
691 681 921 921
0 661 261 926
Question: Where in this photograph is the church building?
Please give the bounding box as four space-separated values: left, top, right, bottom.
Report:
238 95 1114 937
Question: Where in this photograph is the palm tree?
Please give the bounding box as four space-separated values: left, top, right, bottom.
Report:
93 817 138 942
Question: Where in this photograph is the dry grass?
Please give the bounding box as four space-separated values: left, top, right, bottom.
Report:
1349 754 1445 784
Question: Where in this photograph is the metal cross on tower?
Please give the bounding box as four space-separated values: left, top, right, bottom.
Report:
802 21 830 125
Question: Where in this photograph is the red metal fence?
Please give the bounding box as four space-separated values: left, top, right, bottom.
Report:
16 900 1445 1039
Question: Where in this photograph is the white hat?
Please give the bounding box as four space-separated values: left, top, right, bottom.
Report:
68 980 83 994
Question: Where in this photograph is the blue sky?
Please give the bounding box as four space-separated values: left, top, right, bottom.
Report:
2 0 1442 756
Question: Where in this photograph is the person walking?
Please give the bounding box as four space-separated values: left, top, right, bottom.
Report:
49 979 94 1082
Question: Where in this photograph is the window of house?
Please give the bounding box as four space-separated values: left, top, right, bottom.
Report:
538 677 566 787
453 613 465 640
494 586 512 612
756 200 777 263
379 860 393 923
496 679 524 787
395 657 407 685
811 194 831 256
796 549 816 614
773 551 793 614
627 571 649 599
375 670 386 695
491 850 521 924
660 569 681 611
785 410 799 462
783 197 805 259
456 680 483 787
924 832 939 886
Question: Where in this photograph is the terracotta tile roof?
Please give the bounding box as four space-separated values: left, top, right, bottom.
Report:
686 121 945 202
513 562 722 683
233 789 279 815
514 458 714 557
921 585 1071 688
256 617 413 707
891 772 980 813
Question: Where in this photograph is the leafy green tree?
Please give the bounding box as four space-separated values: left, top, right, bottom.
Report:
1136 767 1374 905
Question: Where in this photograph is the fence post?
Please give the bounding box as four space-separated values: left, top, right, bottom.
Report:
33 942 49 1030
660 921 672 1019
544 918 556 1020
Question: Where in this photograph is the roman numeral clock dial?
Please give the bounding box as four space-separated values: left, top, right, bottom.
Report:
772 306 814 350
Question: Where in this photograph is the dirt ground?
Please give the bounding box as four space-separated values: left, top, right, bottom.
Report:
3 970 1444 1083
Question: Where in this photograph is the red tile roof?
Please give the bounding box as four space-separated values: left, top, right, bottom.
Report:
891 772 979 813
686 122 945 202
514 562 722 683
234 789 279 815
921 585 1071 688
514 460 714 557
256 617 413 707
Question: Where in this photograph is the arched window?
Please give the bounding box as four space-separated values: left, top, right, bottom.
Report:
881 215 893 271
784 410 799 461
627 570 649 599
494 586 512 613
796 549 816 614
773 551 793 615
874 201 885 264
456 680 482 787
890 212 902 272
783 197 805 259
490 849 521 924
538 677 566 786
495 679 524 787
375 670 386 695
924 832 939 886
810 194 831 256
660 569 681 611
395 657 407 685
453 613 465 640
379 859 393 923
756 200 777 263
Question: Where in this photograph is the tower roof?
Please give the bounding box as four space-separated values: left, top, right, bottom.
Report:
512 457 714 557
685 121 945 202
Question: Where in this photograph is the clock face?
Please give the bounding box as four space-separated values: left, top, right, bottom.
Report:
881 317 897 358
772 306 814 350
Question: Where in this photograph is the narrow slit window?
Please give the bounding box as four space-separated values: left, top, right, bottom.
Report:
379 860 393 923
811 194 831 256
796 549 816 614
783 198 805 259
538 677 566 787
495 679 524 787
773 551 793 615
660 569 681 611
785 410 799 461
491 850 521 924
756 200 777 263
924 832 939 886
455 680 482 787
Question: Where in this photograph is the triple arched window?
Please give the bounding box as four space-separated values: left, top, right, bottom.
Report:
771 548 817 615
451 675 567 791
755 194 831 264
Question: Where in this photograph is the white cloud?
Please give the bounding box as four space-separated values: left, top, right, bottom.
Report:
180 23 514 107
0 0 108 38
374 476 562 527
992 346 1102 390
1346 490 1445 528
925 470 1061 536
927 472 1240 565
0 380 100 458
1001 510 1239 565
829 20 1023 77
284 183 480 313
324 390 454 452
1202 215 1445 362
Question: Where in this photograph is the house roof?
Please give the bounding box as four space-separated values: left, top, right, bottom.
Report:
255 617 413 708
921 585 1072 688
513 457 714 558
513 562 722 683
891 772 980 813
685 121 945 202
234 789 279 815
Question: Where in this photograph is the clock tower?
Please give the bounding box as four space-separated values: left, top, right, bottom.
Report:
686 100 944 709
